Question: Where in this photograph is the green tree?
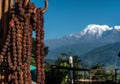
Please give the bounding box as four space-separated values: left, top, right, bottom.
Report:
105 65 114 81
50 52 69 84
90 64 110 80
45 52 82 84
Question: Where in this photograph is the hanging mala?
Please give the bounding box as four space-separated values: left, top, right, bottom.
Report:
0 0 48 84
35 8 45 84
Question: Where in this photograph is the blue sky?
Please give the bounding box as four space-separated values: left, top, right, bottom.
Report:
31 0 120 40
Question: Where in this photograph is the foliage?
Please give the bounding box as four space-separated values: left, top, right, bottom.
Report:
45 52 82 84
45 52 69 84
90 64 114 81
30 54 36 66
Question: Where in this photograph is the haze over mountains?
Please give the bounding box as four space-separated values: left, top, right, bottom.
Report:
45 24 120 67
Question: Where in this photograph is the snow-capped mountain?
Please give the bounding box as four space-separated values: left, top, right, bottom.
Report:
45 24 120 50
67 24 112 38
65 24 120 42
45 24 120 66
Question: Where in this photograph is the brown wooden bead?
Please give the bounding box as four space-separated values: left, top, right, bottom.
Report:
15 80 18 84
1 75 4 79
13 57 17 60
17 67 20 71
1 52 5 55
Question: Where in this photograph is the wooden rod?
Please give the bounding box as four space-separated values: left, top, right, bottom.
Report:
42 0 48 13
4 0 9 13
0 0 2 19
10 0 13 9
24 0 29 6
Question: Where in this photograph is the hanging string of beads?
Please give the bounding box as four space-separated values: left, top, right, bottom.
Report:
0 0 48 84
35 8 44 84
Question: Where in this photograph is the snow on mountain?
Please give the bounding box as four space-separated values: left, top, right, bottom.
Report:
65 24 120 41
45 24 120 50
114 26 120 31
81 24 112 36
45 24 120 61
114 26 120 29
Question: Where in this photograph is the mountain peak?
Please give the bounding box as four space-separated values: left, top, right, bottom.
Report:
81 24 112 37
65 24 120 41
84 24 112 32
114 26 120 31
72 24 112 39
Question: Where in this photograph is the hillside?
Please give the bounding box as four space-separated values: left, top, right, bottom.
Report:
82 42 120 67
